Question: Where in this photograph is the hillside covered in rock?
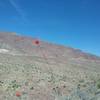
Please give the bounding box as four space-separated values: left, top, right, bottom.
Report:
0 32 100 100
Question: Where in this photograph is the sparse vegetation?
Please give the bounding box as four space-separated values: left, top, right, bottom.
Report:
0 32 100 99
53 81 100 100
97 79 100 89
79 79 85 83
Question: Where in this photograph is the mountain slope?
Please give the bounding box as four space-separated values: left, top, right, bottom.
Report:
0 32 100 100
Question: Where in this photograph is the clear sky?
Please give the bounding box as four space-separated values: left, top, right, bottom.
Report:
0 0 100 56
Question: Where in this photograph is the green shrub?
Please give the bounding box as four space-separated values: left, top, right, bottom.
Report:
97 80 100 89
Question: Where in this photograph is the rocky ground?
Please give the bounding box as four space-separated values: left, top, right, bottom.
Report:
0 32 100 100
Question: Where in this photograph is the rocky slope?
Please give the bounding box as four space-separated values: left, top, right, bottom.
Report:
0 32 100 100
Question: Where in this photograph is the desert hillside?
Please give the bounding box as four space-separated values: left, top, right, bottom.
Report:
0 32 100 100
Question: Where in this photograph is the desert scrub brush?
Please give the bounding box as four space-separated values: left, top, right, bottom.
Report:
52 86 69 100
96 79 100 89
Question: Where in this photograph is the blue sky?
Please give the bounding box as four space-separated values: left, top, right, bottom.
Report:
0 0 100 56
